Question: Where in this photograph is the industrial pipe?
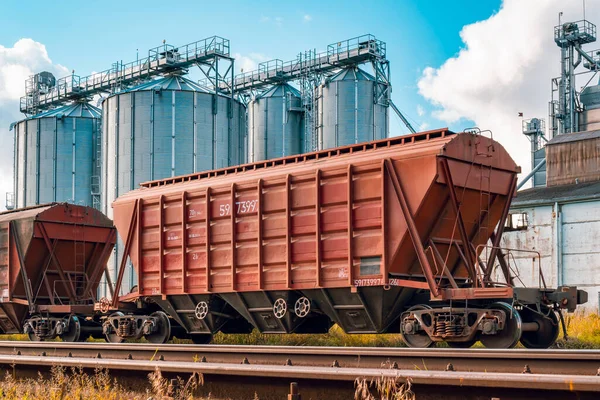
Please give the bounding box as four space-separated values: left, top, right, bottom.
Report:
517 158 546 190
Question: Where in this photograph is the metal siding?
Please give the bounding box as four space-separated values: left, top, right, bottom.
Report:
15 124 26 208
195 93 213 171
55 118 72 203
117 93 132 200
38 118 55 204
25 119 39 206
215 95 229 168
561 202 600 288
153 91 172 180
174 91 194 176
133 91 152 186
248 87 302 162
73 117 94 206
317 76 388 150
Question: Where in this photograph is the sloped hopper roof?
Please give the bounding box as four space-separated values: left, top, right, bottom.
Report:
258 83 301 99
328 67 376 82
37 102 101 118
123 75 210 93
11 103 101 129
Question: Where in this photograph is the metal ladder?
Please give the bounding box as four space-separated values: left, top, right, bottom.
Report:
91 120 102 210
73 223 86 301
475 134 494 279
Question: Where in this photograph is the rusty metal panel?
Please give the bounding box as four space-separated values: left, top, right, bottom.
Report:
114 130 520 300
546 131 600 186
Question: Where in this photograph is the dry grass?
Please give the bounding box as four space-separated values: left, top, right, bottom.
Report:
0 365 205 400
555 312 600 349
354 376 415 400
210 325 406 347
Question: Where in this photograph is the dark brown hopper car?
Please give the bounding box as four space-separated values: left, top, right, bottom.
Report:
0 203 116 341
109 128 586 347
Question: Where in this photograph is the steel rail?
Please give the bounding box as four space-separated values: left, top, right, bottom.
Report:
0 342 598 376
0 354 598 392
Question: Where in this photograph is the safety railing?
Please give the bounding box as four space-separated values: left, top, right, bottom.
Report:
475 245 547 290
20 36 230 114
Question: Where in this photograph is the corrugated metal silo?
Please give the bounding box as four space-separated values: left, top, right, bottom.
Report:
101 74 246 294
247 83 303 161
579 84 600 131
12 102 100 208
315 67 388 149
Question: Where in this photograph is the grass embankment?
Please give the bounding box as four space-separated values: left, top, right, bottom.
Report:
0 365 202 400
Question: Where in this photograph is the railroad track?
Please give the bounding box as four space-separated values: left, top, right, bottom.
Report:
0 342 598 376
0 342 598 397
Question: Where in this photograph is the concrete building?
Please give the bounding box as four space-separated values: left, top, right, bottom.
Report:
503 130 600 312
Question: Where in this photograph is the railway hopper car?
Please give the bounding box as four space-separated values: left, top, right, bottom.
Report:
0 203 116 341
108 128 586 348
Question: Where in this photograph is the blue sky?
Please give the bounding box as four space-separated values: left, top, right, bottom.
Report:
0 0 501 135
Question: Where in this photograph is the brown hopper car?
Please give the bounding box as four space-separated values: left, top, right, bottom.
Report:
0 203 116 341
106 128 586 348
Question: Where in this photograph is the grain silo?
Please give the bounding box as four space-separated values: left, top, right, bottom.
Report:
579 84 600 131
12 102 100 208
247 83 303 162
315 67 388 149
101 74 246 294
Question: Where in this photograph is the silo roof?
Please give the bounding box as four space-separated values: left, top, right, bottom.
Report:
35 102 101 118
258 83 301 99
123 75 210 93
10 102 100 130
328 67 376 82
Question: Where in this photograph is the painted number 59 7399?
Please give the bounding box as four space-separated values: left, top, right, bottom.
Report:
219 200 258 216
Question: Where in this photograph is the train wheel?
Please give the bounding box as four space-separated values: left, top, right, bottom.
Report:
105 312 125 343
480 302 522 349
519 307 560 349
27 331 42 342
401 305 434 348
190 334 213 344
447 340 477 348
61 316 82 343
145 311 171 344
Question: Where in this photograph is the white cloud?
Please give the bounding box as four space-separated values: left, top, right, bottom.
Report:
416 104 425 117
274 17 284 27
418 122 430 131
233 52 271 74
417 0 599 179
0 38 68 208
303 14 312 23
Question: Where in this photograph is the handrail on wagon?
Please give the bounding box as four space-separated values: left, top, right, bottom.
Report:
140 128 455 189
475 245 547 290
